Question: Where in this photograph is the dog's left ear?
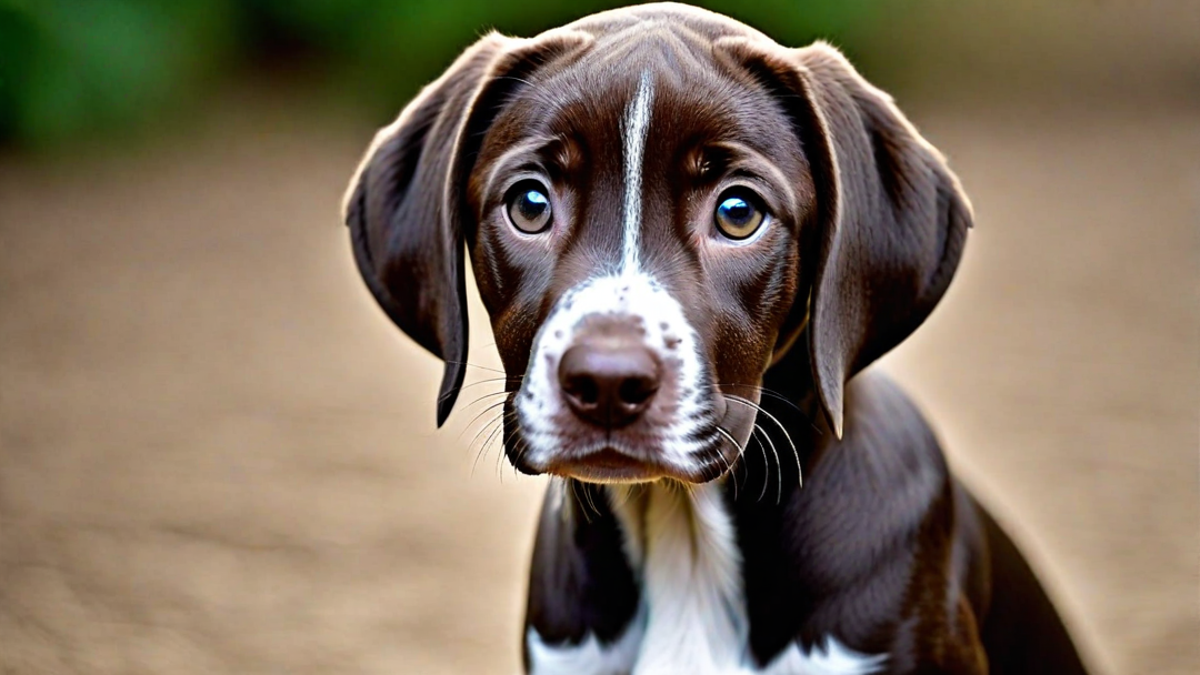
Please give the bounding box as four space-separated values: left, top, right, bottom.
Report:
343 30 592 427
717 39 973 439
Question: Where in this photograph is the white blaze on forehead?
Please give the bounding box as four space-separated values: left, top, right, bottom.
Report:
621 71 655 273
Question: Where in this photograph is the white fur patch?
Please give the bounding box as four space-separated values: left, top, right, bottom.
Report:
528 619 645 675
757 640 889 675
627 482 748 674
529 483 888 675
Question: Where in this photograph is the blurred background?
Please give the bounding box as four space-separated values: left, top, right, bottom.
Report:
0 1 1196 673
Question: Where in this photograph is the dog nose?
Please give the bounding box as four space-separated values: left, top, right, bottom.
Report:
558 341 660 428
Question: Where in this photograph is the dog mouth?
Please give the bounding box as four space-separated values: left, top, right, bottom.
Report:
542 445 729 484
505 390 759 484
543 447 673 483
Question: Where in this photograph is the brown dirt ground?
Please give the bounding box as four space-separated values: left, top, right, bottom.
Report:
1 85 1196 674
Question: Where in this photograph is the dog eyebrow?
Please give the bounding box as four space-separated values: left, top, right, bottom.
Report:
712 142 801 218
476 135 561 207
620 70 655 274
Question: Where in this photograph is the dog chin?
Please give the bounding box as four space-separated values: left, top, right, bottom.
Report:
541 446 723 484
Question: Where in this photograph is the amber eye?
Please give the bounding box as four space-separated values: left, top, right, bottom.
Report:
505 181 553 234
714 189 766 241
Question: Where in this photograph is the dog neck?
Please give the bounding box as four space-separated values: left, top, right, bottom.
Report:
607 481 747 673
584 471 885 675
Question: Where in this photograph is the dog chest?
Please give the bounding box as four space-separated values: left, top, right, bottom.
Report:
527 482 887 675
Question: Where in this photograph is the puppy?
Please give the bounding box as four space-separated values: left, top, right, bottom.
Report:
343 4 1092 674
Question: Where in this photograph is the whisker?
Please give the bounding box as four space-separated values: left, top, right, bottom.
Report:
581 479 603 519
757 424 783 504
475 410 508 456
470 414 505 477
726 395 802 489
713 424 740 450
455 399 509 443
439 376 520 403
510 427 530 465
711 382 804 414
500 412 520 481
608 483 641 513
468 414 504 457
713 431 736 498
711 425 746 498
748 423 771 504
510 435 531 480
495 425 506 484
460 389 513 409
570 480 595 524
442 360 509 375
747 425 769 503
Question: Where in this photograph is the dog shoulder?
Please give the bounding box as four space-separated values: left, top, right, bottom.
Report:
814 371 991 673
829 368 959 578
739 370 958 661
840 369 952 486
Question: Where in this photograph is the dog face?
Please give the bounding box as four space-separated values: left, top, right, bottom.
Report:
467 42 815 483
344 3 971 484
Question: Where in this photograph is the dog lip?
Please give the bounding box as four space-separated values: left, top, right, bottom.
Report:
541 445 723 484
542 446 660 483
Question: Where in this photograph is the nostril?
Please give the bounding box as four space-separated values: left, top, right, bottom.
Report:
618 375 657 407
564 374 600 407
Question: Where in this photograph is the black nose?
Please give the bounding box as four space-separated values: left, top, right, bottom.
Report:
558 341 661 428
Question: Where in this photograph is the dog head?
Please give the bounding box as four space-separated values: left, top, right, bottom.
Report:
343 3 971 484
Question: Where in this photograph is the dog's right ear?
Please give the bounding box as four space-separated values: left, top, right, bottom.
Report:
343 30 592 427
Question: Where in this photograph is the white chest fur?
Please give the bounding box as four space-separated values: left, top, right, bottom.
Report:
527 482 887 675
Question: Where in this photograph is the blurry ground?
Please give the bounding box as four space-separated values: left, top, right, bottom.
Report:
1 59 1198 675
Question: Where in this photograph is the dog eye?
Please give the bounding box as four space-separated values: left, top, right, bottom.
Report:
506 182 553 234
714 190 766 241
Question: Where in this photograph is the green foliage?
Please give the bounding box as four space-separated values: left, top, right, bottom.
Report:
0 0 236 145
0 0 878 147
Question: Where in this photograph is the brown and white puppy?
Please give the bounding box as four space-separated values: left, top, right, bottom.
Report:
343 4 1092 674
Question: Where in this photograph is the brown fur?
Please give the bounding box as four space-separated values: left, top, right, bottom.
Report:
343 4 1090 673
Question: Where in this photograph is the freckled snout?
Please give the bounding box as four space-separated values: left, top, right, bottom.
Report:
558 336 661 429
514 274 723 483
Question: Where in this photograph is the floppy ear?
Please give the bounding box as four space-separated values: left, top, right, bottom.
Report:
717 40 972 438
343 30 591 427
